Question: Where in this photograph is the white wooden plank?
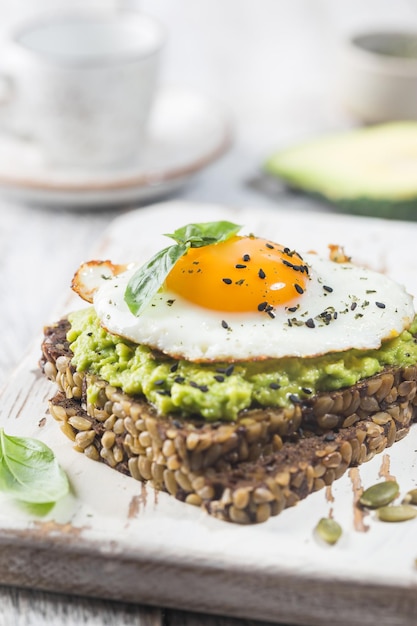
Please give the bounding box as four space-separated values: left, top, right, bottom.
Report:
0 202 417 626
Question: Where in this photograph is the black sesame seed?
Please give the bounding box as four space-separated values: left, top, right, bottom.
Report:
258 301 268 311
334 312 338 319
174 376 185 384
376 301 386 309
282 259 296 269
351 302 357 311
258 268 266 279
267 310 276 319
243 254 251 262
324 433 336 441
199 385 209 393
224 364 235 376
323 285 333 293
189 381 199 388
294 284 304 295
221 320 230 329
154 379 165 386
222 278 232 285
214 375 225 383
287 306 298 313
289 393 301 404
170 362 179 373
235 264 247 269
305 318 315 328
302 387 312 394
269 382 280 390
265 243 274 249
87 332 93 336
156 390 170 396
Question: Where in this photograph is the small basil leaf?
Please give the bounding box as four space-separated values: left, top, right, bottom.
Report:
125 244 187 316
166 221 241 248
0 429 69 504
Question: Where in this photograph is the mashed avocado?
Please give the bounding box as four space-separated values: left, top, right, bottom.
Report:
67 307 417 422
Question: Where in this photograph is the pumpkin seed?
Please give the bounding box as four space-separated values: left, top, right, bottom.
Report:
315 517 342 545
402 488 417 505
376 504 417 522
359 480 399 509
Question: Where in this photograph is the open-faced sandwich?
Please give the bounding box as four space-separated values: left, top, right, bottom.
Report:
40 221 417 524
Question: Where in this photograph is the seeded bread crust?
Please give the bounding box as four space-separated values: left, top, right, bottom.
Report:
40 318 417 524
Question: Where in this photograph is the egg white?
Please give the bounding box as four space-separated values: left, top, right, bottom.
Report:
91 253 415 361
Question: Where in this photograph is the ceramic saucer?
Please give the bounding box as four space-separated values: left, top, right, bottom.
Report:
0 86 232 208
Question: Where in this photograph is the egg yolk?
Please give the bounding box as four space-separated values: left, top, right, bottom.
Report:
165 235 309 312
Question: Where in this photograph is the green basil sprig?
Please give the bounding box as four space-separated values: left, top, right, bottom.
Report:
125 221 241 316
0 428 69 504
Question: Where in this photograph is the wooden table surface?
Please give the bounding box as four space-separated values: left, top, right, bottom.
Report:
1 1 417 624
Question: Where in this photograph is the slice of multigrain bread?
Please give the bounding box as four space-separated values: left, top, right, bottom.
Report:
40 318 417 524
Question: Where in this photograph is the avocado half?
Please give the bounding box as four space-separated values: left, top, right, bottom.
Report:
264 122 417 220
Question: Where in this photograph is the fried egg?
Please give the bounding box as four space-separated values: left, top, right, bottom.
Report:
73 234 415 361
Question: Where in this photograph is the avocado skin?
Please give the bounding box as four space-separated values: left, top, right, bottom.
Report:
285 186 417 221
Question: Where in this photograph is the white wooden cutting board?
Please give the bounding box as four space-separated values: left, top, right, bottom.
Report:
1 202 417 626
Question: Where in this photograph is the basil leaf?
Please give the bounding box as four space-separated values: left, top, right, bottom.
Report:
166 221 241 248
125 244 187 316
0 429 69 504
124 220 242 316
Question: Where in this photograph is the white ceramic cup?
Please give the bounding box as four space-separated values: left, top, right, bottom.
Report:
339 30 417 123
0 10 165 168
